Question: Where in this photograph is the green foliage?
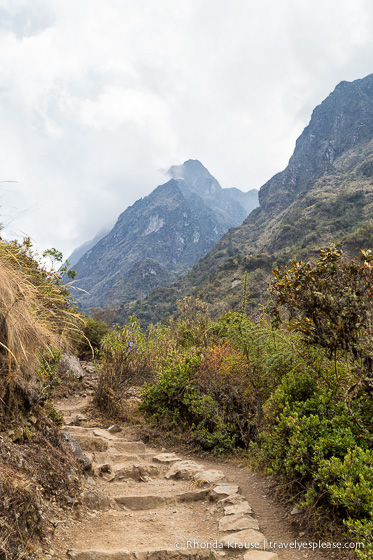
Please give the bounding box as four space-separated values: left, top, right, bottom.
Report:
76 315 110 358
140 355 237 452
37 347 62 401
94 315 146 417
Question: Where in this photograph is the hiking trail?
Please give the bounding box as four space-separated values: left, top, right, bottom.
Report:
48 363 341 560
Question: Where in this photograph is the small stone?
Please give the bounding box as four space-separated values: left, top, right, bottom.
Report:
8 427 23 442
107 424 122 434
290 507 301 515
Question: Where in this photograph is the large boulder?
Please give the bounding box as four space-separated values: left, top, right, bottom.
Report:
58 353 85 380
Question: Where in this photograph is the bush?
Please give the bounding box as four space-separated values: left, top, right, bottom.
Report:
94 315 145 417
141 354 237 452
76 315 110 359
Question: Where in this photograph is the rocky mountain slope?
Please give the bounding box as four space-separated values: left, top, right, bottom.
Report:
70 160 258 310
118 74 373 325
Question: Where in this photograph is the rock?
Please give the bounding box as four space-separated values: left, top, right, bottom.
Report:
219 528 268 550
114 464 160 481
165 460 204 480
80 490 112 510
219 513 259 532
218 494 247 506
290 507 301 515
152 453 182 464
73 435 109 452
8 427 24 442
194 469 226 484
97 463 112 475
224 502 253 516
71 414 87 426
60 431 92 470
244 552 278 560
107 424 122 434
210 483 241 500
58 352 85 379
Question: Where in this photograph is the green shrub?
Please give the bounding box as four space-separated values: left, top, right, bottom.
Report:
76 315 110 359
140 355 237 452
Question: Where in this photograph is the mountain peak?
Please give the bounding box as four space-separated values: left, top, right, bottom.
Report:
167 159 222 196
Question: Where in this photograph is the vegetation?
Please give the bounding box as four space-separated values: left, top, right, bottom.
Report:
93 247 373 558
0 238 83 559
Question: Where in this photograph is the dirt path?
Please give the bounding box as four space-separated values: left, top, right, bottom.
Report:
48 366 353 560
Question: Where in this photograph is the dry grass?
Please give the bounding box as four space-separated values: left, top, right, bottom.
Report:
0 239 81 421
0 238 84 559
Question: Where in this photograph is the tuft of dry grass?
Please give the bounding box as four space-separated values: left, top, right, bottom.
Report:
0 239 82 421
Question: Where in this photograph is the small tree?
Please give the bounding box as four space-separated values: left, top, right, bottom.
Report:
269 244 373 433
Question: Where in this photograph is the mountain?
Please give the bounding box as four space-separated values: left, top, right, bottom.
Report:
117 74 373 325
66 228 110 268
70 160 258 310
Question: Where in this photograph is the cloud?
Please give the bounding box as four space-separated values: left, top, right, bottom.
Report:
0 0 372 258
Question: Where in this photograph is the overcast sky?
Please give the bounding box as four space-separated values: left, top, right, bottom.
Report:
0 0 372 259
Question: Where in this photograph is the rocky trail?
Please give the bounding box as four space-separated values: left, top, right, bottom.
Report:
49 363 346 560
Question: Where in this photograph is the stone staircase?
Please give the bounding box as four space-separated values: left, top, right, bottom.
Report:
52 422 278 560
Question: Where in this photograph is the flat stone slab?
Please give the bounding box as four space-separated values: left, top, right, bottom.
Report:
219 494 247 506
224 502 253 515
152 453 182 464
194 469 226 484
244 552 279 560
219 513 259 532
219 529 268 550
211 483 241 499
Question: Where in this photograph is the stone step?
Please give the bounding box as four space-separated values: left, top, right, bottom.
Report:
67 548 217 560
113 463 162 481
70 434 146 455
112 441 146 454
115 489 210 510
93 452 157 466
